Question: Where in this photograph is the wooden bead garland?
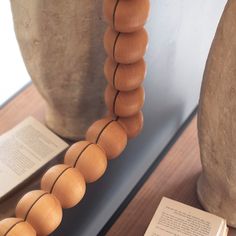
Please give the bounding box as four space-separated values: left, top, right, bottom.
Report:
104 27 148 64
103 0 150 33
104 85 145 117
0 218 36 236
117 111 144 139
2 1 150 234
86 117 127 159
41 164 86 208
64 141 107 183
104 58 146 91
15 190 62 236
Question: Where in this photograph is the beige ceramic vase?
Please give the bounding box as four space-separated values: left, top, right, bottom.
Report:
197 0 236 227
10 0 107 140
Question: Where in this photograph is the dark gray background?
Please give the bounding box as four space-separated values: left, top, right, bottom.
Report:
52 0 226 235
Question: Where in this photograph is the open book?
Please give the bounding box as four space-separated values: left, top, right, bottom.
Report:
0 117 69 200
145 197 228 236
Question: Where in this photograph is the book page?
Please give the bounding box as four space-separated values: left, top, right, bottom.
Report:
220 222 228 236
144 197 225 236
0 117 69 199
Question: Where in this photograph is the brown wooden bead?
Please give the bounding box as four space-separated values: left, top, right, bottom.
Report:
15 190 62 236
103 0 150 33
104 58 146 91
104 27 148 64
64 141 107 183
86 117 127 159
104 85 145 117
118 111 144 139
0 218 36 236
41 164 86 208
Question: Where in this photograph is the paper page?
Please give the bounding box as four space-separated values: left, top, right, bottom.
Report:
220 222 228 236
144 197 225 236
0 117 69 199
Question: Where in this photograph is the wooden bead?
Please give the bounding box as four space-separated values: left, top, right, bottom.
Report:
64 141 107 183
41 164 86 208
104 27 148 64
118 111 144 139
0 218 36 236
15 190 62 236
86 117 127 159
103 0 150 33
104 85 145 117
104 58 146 91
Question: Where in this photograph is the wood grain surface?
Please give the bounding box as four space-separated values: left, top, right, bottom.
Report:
0 84 45 134
0 84 235 235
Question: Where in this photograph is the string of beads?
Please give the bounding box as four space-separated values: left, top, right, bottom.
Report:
0 0 150 235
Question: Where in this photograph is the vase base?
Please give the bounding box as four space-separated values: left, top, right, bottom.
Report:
197 173 236 228
45 107 88 141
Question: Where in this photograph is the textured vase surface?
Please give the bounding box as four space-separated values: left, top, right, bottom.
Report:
10 0 106 140
197 0 236 227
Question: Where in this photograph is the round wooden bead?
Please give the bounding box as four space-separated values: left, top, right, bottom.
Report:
117 111 144 139
103 0 150 33
15 190 62 236
104 85 145 117
64 141 107 183
41 164 86 208
104 27 148 64
104 58 146 91
86 117 127 159
0 218 36 236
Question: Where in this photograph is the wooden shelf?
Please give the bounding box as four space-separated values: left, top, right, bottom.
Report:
0 84 45 134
